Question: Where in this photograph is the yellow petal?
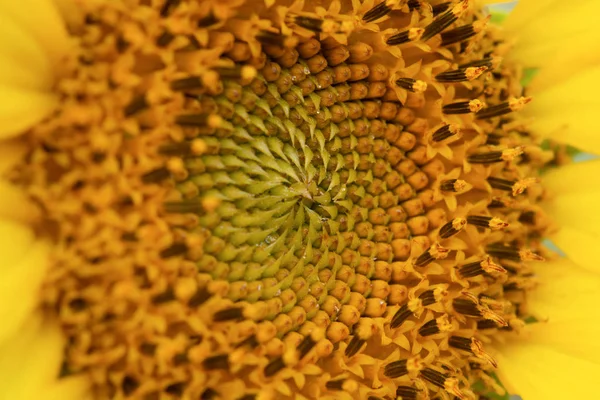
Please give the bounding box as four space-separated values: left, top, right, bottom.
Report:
502 0 556 32
543 160 600 194
0 181 40 223
505 1 600 55
549 226 599 274
545 191 600 237
525 321 600 366
45 376 94 400
0 0 70 69
524 67 600 152
542 161 600 271
497 342 599 399
0 219 36 266
0 313 90 399
0 10 53 90
0 138 26 175
528 259 600 321
0 237 49 344
0 84 57 139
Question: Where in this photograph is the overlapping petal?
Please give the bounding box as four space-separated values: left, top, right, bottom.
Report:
542 160 600 272
497 259 600 398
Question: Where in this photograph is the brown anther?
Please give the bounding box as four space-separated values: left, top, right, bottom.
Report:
384 359 409 378
439 217 466 238
396 386 419 400
363 0 394 23
420 368 448 388
467 147 523 164
414 243 449 267
476 97 532 119
432 124 460 142
421 0 469 41
419 314 453 336
386 28 424 45
435 66 487 83
459 257 506 278
175 114 222 128
395 78 427 93
443 99 483 114
466 215 508 230
441 22 481 46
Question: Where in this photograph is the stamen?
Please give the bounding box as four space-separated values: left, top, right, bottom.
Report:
439 217 466 238
255 31 298 48
440 179 468 192
203 354 230 370
448 336 472 351
124 95 148 117
384 359 409 378
390 304 413 328
187 288 210 308
512 177 539 196
395 78 428 93
326 379 358 392
467 147 523 164
201 389 219 400
432 2 451 16
470 338 498 367
418 287 447 306
363 0 395 23
215 66 258 80
421 0 469 41
386 28 424 45
459 57 499 69
420 368 448 388
414 243 449 267
452 298 481 317
435 67 487 83
170 77 203 91
441 24 477 46
519 211 536 225
236 334 259 349
298 335 317 359
466 215 509 230
487 177 516 192
476 96 532 119
459 258 506 278
264 356 285 377
345 336 366 358
141 167 170 183
486 243 544 261
159 243 188 258
213 307 244 322
175 114 222 128
198 12 219 27
418 315 453 336
159 139 207 157
432 124 460 142
396 386 419 400
442 99 484 114
160 0 180 17
477 320 500 330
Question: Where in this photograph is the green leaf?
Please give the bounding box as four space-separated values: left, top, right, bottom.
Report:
521 68 539 87
490 11 508 24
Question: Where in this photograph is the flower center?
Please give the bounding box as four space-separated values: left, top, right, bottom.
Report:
12 0 556 399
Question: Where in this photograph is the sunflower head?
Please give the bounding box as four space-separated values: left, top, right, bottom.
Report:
7 0 582 399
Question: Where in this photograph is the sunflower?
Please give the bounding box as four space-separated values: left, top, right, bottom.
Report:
1 0 599 399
